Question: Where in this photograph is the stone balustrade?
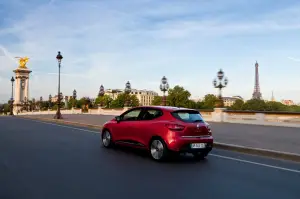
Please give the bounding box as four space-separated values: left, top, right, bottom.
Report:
14 107 300 127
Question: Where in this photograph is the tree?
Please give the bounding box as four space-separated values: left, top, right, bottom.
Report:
230 99 244 110
167 85 191 107
95 95 113 108
67 98 77 109
110 93 140 108
242 99 266 111
265 101 287 112
202 94 218 109
152 96 162 106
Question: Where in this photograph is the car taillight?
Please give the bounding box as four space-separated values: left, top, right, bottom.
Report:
165 123 185 131
207 125 212 135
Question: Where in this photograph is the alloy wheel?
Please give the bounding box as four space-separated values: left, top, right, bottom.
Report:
102 131 111 147
150 140 165 160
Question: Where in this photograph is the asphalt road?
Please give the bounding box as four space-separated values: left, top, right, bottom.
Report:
21 114 300 154
1 116 300 199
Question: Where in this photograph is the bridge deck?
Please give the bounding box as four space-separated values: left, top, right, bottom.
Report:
20 114 300 155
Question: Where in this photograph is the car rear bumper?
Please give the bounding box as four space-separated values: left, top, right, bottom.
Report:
166 135 213 153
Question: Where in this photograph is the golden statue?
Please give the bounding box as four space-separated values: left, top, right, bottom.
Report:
15 56 29 69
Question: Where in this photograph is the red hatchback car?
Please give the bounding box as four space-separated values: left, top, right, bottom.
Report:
101 106 213 161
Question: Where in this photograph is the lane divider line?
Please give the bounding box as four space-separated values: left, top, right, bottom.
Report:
209 154 300 174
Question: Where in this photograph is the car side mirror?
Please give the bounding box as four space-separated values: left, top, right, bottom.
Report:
115 116 121 123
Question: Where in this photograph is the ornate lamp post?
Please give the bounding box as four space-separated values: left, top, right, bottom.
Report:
72 89 77 108
213 69 228 108
54 51 63 119
9 76 15 115
39 96 43 110
49 94 52 109
98 85 105 107
124 81 131 107
159 76 169 106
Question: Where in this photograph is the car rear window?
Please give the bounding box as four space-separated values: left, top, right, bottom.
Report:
171 110 204 123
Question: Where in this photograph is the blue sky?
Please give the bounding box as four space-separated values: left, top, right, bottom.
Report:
1 0 300 103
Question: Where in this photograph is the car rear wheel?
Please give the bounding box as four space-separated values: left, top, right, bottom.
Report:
102 130 113 148
150 139 168 161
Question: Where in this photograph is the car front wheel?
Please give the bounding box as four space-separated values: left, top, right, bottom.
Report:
102 130 113 148
149 139 168 161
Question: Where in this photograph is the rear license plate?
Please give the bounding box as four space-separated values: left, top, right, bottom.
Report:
190 143 206 149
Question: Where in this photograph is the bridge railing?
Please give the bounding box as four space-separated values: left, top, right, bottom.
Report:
14 107 300 127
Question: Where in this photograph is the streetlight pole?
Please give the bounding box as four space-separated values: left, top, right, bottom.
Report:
49 94 52 109
98 85 105 107
54 51 63 119
72 89 77 108
39 96 43 110
159 76 169 106
10 76 15 115
213 69 228 108
124 81 131 107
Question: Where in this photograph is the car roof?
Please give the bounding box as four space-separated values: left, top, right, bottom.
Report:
134 106 197 112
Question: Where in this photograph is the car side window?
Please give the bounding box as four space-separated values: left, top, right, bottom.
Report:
122 109 142 121
141 109 163 120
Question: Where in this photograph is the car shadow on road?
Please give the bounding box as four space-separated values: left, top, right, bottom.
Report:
104 145 209 164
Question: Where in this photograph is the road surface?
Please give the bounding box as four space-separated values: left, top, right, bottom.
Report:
1 116 300 199
21 114 300 154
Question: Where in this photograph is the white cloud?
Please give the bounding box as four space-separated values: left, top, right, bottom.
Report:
288 57 300 62
1 0 300 101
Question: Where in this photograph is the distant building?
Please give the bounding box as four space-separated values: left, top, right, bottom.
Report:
281 100 294 106
105 88 158 106
130 89 158 106
105 89 123 100
223 96 244 107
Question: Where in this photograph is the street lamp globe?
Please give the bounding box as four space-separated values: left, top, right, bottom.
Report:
217 69 224 80
213 79 217 87
224 78 228 86
73 89 77 99
160 76 169 92
11 76 15 83
99 85 105 96
49 94 52 101
56 51 63 64
125 81 131 93
161 76 167 84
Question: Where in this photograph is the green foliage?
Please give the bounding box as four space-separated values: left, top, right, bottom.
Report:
0 103 10 113
78 97 93 109
201 94 218 109
230 99 244 110
95 95 113 108
167 85 191 107
110 93 139 108
228 98 300 112
152 96 162 106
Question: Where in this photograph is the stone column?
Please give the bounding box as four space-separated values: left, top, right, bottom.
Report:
212 108 227 122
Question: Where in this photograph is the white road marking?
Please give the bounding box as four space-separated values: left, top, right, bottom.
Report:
210 154 300 174
26 119 100 134
20 118 300 173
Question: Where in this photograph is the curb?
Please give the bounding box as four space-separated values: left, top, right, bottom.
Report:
18 116 300 163
213 142 300 163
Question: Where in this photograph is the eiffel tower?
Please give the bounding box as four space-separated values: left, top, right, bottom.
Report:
252 61 262 99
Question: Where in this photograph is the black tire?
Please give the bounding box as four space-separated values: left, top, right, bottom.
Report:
149 138 168 161
102 130 113 148
192 152 207 160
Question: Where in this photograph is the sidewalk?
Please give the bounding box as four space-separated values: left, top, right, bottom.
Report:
20 114 300 156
